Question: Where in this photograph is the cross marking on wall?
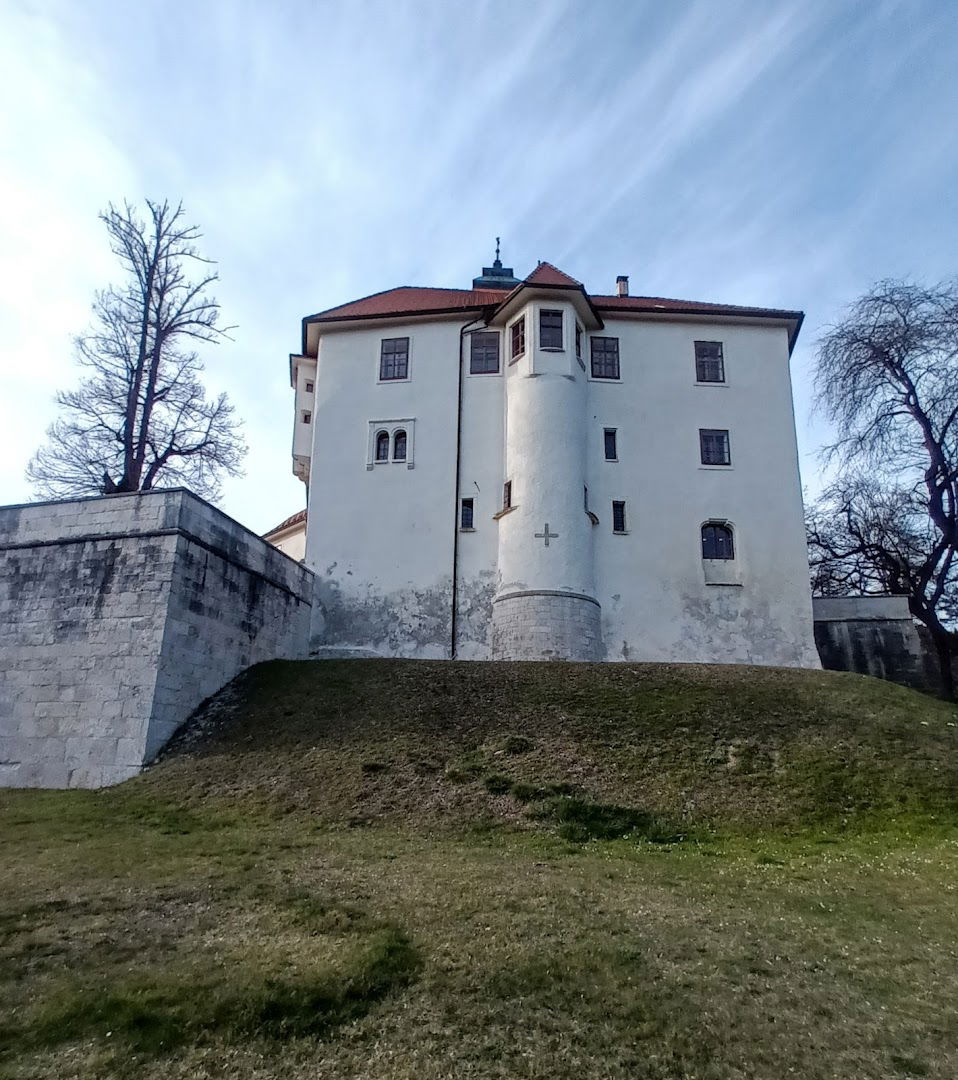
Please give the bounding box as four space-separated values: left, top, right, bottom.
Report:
535 523 559 547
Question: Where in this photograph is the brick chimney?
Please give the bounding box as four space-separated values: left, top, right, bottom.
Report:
616 275 629 297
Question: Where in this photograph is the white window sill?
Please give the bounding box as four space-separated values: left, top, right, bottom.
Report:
589 376 621 383
466 370 502 377
612 529 629 536
492 505 518 520
377 377 411 385
699 464 733 470
459 527 476 533
694 381 729 388
540 347 565 353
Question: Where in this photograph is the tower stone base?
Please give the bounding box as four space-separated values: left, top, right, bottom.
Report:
492 590 603 661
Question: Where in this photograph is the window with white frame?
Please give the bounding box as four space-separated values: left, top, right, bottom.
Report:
379 337 410 380
470 331 500 374
367 419 416 468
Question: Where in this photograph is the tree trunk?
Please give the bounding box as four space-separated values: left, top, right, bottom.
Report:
932 630 956 701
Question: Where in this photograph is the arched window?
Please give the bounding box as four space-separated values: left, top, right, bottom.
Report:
393 429 407 462
702 522 734 560
375 430 390 462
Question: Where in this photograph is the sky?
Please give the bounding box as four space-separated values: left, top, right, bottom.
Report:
1 0 957 534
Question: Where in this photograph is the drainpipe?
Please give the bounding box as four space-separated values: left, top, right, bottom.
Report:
451 316 485 659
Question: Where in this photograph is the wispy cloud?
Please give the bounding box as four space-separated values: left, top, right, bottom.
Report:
1 0 956 527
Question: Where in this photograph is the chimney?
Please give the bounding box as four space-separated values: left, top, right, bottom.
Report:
616 275 629 298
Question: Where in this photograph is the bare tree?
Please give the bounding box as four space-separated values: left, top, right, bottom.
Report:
27 199 246 502
808 279 958 697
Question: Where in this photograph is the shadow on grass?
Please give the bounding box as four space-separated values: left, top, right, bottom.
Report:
2 925 420 1059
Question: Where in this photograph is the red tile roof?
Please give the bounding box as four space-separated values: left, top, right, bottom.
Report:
592 294 801 319
263 508 306 537
302 263 802 350
524 261 582 288
305 286 510 323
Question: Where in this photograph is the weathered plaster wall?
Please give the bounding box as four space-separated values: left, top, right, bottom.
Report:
813 595 939 692
0 490 312 788
302 306 819 667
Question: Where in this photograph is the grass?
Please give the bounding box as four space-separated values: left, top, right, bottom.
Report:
2 659 958 1078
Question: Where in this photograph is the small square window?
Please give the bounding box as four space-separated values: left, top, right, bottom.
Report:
502 480 512 510
695 341 725 383
604 428 617 461
460 498 474 530
612 500 627 533
470 331 500 374
305 380 314 393
540 309 563 349
302 411 312 424
510 317 525 361
379 337 409 380
591 337 620 379
700 428 731 465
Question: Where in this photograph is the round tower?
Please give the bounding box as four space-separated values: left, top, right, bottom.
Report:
491 281 603 661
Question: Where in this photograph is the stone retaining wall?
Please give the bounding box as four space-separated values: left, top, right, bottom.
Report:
0 489 313 788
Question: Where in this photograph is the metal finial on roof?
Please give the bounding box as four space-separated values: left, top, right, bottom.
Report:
495 236 501 263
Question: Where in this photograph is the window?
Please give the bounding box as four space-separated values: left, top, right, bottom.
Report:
540 309 563 349
604 428 617 461
695 341 725 383
511 317 526 361
700 428 731 466
375 430 390 461
305 380 314 393
583 485 589 511
502 480 512 510
393 429 407 462
612 500 627 533
460 498 474 530
702 522 734 560
379 337 409 380
470 331 500 374
302 411 312 424
575 323 583 360
591 336 620 379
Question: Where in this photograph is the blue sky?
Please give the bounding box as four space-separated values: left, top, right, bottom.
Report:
2 0 957 533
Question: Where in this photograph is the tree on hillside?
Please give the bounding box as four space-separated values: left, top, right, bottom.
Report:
27 199 246 502
807 279 958 698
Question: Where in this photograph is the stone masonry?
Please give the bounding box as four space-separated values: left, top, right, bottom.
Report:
492 591 603 661
0 489 313 788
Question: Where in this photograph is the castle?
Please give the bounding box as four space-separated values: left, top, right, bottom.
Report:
289 256 820 667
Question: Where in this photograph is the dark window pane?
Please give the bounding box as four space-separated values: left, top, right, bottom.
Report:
303 411 311 424
583 485 589 511
575 323 583 359
540 309 563 349
375 431 389 461
604 428 617 460
470 331 500 374
393 429 407 461
702 523 734 560
511 317 526 360
502 480 512 509
699 428 731 465
379 337 409 380
461 498 474 529
591 337 620 379
305 381 314 393
695 341 725 383
612 500 626 533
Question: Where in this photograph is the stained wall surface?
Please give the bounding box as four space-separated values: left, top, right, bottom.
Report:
0 490 313 788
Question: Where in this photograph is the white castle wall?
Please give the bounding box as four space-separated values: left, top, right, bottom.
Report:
0 489 313 789
301 306 819 668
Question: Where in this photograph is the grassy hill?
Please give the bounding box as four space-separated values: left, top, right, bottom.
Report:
2 660 958 1080
142 659 958 836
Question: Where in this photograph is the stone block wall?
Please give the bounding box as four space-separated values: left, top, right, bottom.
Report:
812 595 941 693
0 489 313 788
492 590 603 661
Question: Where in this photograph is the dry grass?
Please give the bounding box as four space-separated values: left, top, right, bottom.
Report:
2 660 958 1078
